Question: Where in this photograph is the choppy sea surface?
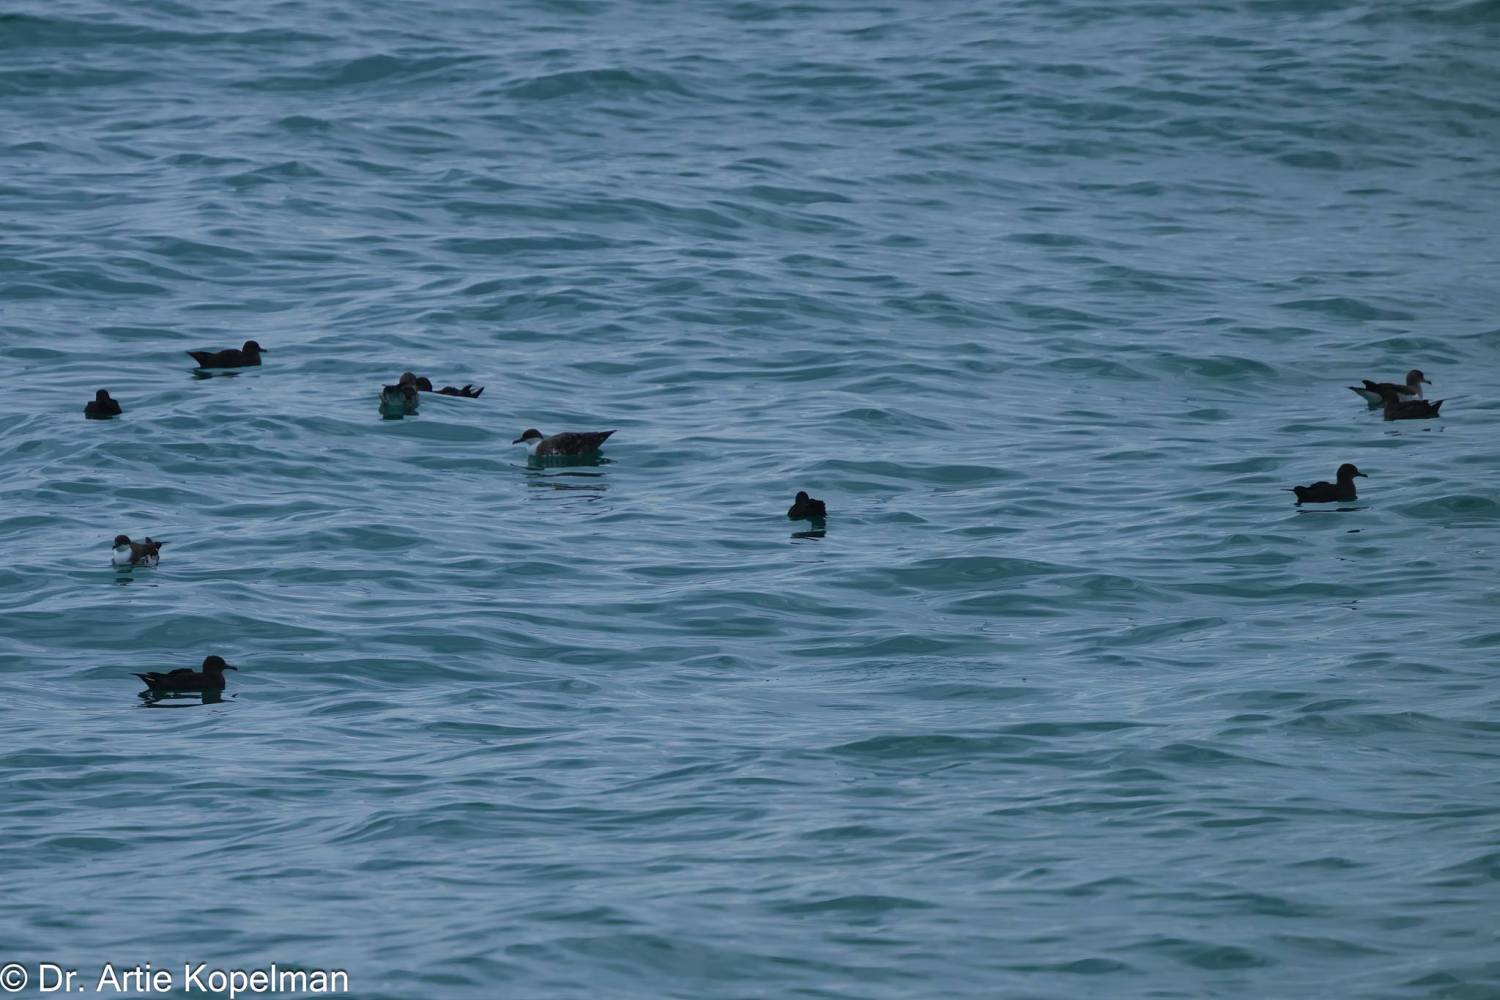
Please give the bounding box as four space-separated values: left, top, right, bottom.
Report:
3 1 1499 997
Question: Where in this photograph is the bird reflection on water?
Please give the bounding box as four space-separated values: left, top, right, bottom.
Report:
139 689 229 707
524 452 612 470
524 460 609 501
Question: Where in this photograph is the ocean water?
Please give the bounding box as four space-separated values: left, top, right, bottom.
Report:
2 0 1499 997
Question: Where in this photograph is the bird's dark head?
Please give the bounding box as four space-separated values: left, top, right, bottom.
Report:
95 389 112 402
243 340 265 353
795 491 810 502
415 376 433 391
1337 463 1366 480
1407 369 1429 385
201 655 237 673
513 428 543 444
113 534 131 547
399 371 417 386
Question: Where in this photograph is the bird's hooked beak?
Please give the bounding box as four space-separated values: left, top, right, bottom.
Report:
511 436 526 444
1356 472 1368 478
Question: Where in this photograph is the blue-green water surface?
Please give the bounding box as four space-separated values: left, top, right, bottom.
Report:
2 1 1499 997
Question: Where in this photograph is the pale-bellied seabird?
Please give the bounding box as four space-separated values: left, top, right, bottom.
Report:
112 535 164 567
512 428 615 457
1350 369 1429 405
380 372 420 415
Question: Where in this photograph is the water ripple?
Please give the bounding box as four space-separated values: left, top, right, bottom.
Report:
2 0 1499 997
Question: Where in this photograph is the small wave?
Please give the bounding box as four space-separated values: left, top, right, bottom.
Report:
1277 296 1416 322
242 52 486 92
0 65 151 96
1397 495 1500 524
504 67 691 101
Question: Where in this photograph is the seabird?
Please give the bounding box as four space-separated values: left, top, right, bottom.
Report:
133 655 238 692
1287 463 1366 504
1350 369 1429 405
412 376 483 398
188 340 266 368
512 428 615 457
112 535 164 567
787 491 827 519
380 372 420 415
83 389 122 419
1375 385 1443 421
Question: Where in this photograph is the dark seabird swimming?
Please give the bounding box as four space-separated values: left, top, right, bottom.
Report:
134 655 237 692
1350 369 1429 405
112 535 165 567
83 389 122 419
188 340 266 368
1375 385 1443 421
412 375 483 398
1287 463 1366 504
512 428 615 457
787 491 827 519
380 372 420 415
